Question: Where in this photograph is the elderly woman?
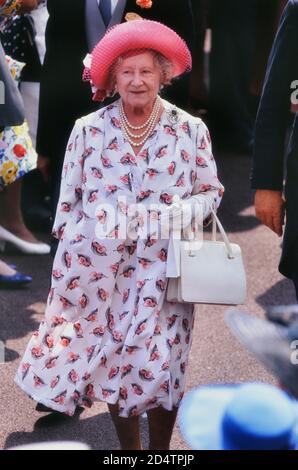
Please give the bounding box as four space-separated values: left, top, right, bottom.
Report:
15 19 224 450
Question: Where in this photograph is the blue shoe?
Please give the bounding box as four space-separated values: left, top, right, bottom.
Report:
0 272 32 289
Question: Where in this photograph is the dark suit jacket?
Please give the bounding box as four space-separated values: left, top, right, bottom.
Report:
36 0 195 162
252 0 298 279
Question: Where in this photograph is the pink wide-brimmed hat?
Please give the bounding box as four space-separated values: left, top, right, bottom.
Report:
83 19 192 101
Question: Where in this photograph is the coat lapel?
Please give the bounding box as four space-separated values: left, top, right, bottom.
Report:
109 0 127 27
85 0 107 51
85 0 128 51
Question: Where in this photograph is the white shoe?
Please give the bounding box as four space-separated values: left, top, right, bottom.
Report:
0 225 51 255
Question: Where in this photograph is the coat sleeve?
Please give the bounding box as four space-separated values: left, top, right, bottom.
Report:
52 118 86 240
252 0 298 190
190 120 224 221
0 42 25 126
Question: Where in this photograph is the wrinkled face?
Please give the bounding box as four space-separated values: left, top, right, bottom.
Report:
115 51 161 110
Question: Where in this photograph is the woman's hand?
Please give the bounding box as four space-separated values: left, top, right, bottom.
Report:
159 195 193 232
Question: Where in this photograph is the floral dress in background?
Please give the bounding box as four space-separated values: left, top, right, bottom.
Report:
0 55 37 188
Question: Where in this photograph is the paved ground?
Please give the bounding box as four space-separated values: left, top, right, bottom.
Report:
0 151 296 450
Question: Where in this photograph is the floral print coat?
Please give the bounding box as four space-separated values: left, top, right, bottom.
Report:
15 99 224 417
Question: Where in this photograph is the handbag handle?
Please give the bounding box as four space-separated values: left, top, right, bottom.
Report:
185 208 235 259
210 209 235 259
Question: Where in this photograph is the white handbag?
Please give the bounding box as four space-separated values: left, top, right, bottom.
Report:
166 210 247 305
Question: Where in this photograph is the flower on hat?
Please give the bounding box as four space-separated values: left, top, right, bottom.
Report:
136 0 153 8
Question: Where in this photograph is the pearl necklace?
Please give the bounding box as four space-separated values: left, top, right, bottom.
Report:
119 98 162 147
120 98 160 130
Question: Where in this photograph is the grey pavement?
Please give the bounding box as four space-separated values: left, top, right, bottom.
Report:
0 151 296 450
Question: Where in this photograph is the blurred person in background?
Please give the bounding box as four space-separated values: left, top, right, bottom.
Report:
1 1 51 230
0 0 50 290
179 382 298 450
252 0 298 297
208 0 286 154
179 304 298 450
189 0 209 116
0 0 34 287
1 0 47 147
250 0 288 111
226 308 298 400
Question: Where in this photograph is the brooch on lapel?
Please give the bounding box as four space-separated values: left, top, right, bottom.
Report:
136 0 153 8
166 107 180 128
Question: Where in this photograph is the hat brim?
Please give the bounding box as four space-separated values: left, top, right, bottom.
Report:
90 20 192 90
225 309 298 399
179 384 238 450
179 384 298 450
